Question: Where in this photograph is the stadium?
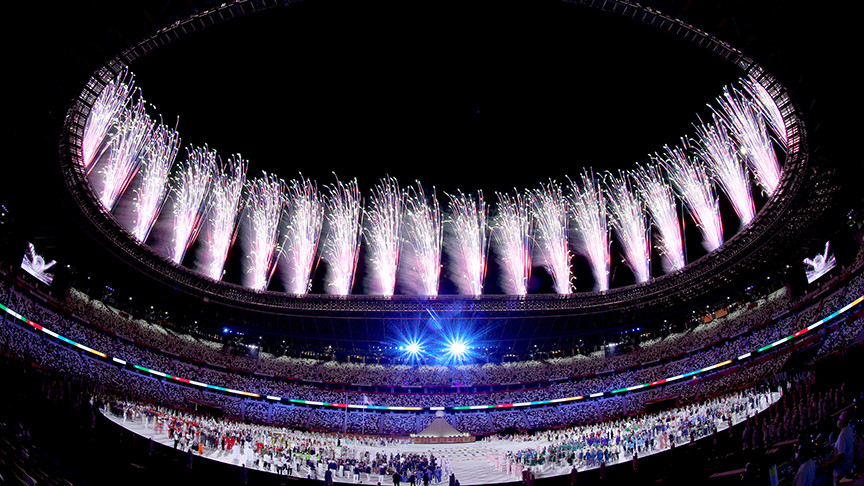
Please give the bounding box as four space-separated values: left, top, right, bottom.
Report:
1 1 862 485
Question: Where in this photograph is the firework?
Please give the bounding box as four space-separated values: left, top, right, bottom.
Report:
241 173 285 291
402 183 443 297
280 176 324 295
659 143 724 252
694 116 755 226
82 70 135 172
96 101 153 211
714 86 781 196
605 172 651 283
364 177 403 297
130 120 180 242
632 163 685 273
321 176 363 296
530 181 571 295
445 191 488 296
167 146 216 265
197 155 247 280
492 191 532 296
740 76 787 150
567 172 610 291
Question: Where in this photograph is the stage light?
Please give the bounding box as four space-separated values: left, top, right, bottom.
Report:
444 337 470 360
405 342 422 355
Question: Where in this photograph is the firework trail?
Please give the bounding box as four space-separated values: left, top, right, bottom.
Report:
632 163 685 273
492 191 532 296
605 171 651 283
530 181 571 295
130 120 180 242
280 176 324 295
241 173 285 291
445 191 488 296
740 76 787 150
82 70 135 173
401 183 443 297
321 176 363 296
694 116 756 226
197 155 247 280
167 146 216 265
659 143 724 252
96 101 153 211
364 177 403 297
714 87 781 196
567 172 610 291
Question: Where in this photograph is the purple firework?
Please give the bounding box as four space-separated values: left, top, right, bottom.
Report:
530 181 571 295
322 176 363 296
241 173 285 291
492 191 532 296
401 183 443 297
445 191 488 296
197 155 247 280
364 177 403 297
605 171 651 283
167 146 216 265
280 176 323 295
567 172 610 291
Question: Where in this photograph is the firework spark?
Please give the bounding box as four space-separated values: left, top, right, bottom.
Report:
714 87 781 196
402 183 443 297
167 146 216 265
197 155 247 280
445 191 488 296
659 143 724 252
82 70 135 172
492 191 532 296
567 172 610 291
741 76 787 150
130 120 180 242
694 116 755 226
364 177 403 297
321 176 363 296
632 163 685 273
241 173 285 291
280 176 324 295
96 101 153 211
530 181 571 295
605 172 651 283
